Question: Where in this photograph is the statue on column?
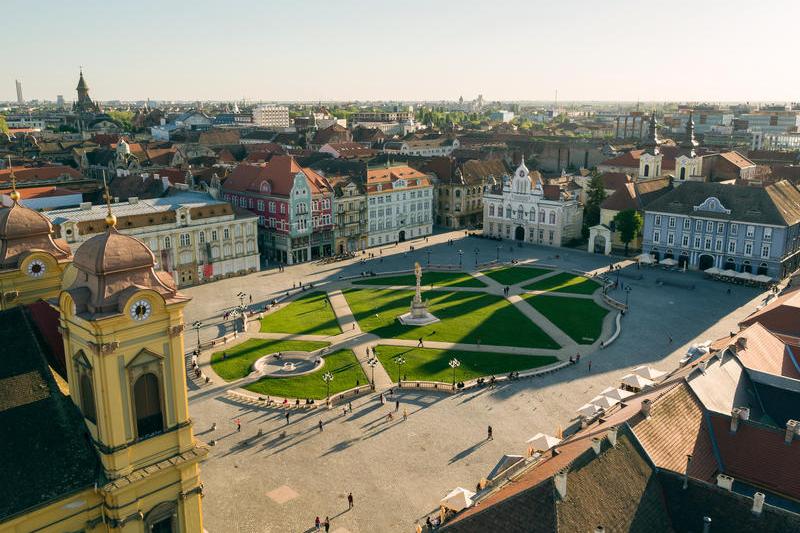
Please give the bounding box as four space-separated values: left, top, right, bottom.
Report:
398 262 440 325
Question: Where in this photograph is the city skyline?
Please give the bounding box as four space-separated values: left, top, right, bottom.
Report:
3 0 799 103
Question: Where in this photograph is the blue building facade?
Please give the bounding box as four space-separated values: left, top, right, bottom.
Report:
641 181 800 279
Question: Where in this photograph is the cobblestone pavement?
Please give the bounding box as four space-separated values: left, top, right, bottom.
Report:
184 230 768 532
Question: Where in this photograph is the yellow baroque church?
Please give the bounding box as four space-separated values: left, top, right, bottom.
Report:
0 171 205 532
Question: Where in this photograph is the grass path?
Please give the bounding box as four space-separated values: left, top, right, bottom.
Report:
483 266 552 286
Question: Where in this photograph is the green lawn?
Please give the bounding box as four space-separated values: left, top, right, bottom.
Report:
244 349 367 399
523 295 609 344
352 271 486 288
260 291 341 336
343 288 560 349
375 345 557 382
210 339 329 381
522 272 600 295
482 266 552 286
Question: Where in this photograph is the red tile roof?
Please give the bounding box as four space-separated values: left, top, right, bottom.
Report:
223 156 331 197
730 322 800 380
600 172 633 191
0 165 85 183
708 413 800 501
0 186 79 199
739 287 800 338
365 164 431 193
719 151 756 169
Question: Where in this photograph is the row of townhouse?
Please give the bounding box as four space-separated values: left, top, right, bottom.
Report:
221 157 433 264
641 180 800 279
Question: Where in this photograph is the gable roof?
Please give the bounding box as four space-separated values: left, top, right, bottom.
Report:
0 307 100 521
739 287 800 337
719 151 756 169
223 156 332 197
730 322 800 380
644 180 800 226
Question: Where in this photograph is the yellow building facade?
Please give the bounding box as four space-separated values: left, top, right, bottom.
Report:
0 189 205 532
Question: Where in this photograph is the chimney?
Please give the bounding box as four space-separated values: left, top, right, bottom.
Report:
554 469 567 499
702 516 712 533
739 407 750 421
737 336 748 350
785 420 798 444
641 399 652 418
607 426 618 447
591 437 602 456
752 492 765 516
683 454 693 490
731 408 742 432
154 173 160 181
716 474 734 491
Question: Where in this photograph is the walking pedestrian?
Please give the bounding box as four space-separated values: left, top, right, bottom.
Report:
318 420 324 432
347 492 354 509
249 295 253 304
417 337 424 348
380 393 385 405
395 399 400 411
235 418 241 432
343 407 347 417
487 425 493 440
315 516 321 531
588 360 592 372
285 412 290 425
348 402 353 412
403 408 408 421
352 323 356 330
324 516 330 532
668 335 673 343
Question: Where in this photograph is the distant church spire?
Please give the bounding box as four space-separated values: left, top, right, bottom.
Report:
680 111 699 156
642 112 661 155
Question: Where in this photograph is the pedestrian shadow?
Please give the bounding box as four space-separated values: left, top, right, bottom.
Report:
320 437 360 457
448 440 489 464
343 400 382 422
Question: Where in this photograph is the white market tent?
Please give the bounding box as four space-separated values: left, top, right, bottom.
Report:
633 365 667 381
440 487 475 512
526 433 562 451
621 373 655 390
601 387 635 401
721 269 738 278
704 267 721 275
577 403 601 418
637 253 655 264
590 394 619 409
660 258 678 266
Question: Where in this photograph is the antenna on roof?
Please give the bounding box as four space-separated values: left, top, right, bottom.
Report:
102 170 117 229
7 156 19 203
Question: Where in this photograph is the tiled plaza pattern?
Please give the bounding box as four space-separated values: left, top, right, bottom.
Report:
183 230 767 532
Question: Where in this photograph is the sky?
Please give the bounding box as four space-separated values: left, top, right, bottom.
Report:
2 0 799 103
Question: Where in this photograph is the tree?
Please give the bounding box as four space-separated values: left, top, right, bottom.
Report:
107 110 134 131
613 209 643 256
0 115 8 135
584 174 606 228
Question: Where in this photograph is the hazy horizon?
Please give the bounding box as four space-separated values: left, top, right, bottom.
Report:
3 0 799 103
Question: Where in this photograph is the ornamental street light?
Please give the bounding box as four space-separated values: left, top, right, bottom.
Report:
393 356 406 386
368 357 378 389
496 244 501 262
449 357 461 386
426 249 431 267
474 248 479 267
192 321 202 351
625 286 632 308
458 249 463 268
322 371 334 401
237 291 248 308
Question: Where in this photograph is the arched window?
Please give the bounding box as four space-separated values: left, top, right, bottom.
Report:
133 373 163 438
530 208 536 221
489 205 495 216
643 164 650 177
549 212 556 224
80 373 97 424
679 167 686 180
505 206 511 218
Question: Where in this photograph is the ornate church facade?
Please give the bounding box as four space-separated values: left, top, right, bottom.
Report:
482 159 583 247
0 176 205 532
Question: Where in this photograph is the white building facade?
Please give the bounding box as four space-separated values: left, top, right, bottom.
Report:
253 105 291 128
46 192 260 287
483 160 583 246
366 165 434 246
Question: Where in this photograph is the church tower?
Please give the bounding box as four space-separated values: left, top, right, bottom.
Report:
74 68 100 115
638 112 663 180
675 111 702 182
58 190 205 531
0 158 72 309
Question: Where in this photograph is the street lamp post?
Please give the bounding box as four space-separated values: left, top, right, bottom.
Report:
237 291 247 308
368 357 378 389
474 248 479 267
496 245 501 262
426 249 431 267
393 356 406 386
458 250 463 268
625 286 632 308
322 371 334 403
192 321 202 352
449 357 461 387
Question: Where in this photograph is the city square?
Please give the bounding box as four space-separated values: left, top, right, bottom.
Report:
183 230 767 532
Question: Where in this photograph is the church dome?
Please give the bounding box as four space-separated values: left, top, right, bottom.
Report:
0 202 54 240
74 228 155 275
